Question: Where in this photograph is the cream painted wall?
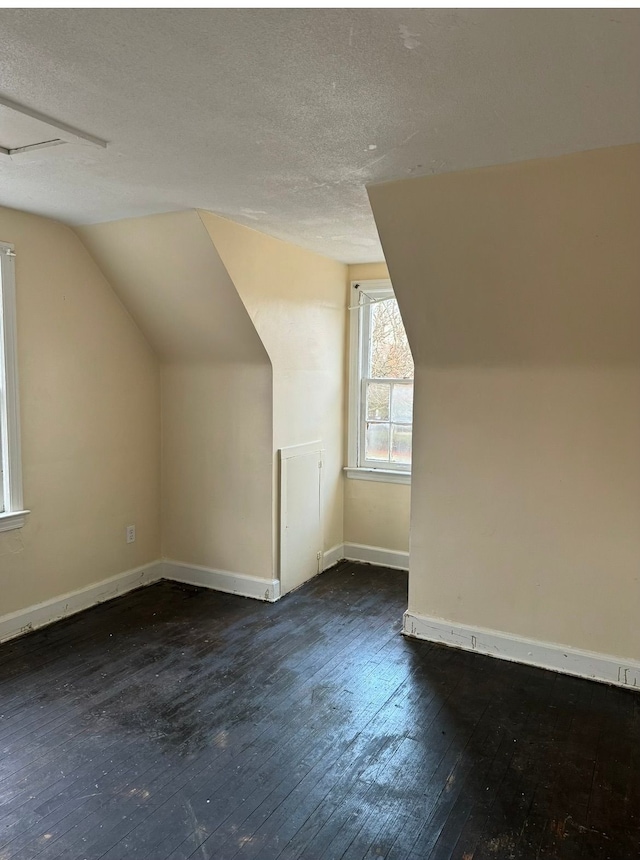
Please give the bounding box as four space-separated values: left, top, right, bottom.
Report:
369 144 640 660
344 479 411 553
161 363 272 575
348 263 390 283
78 212 274 579
0 206 160 617
344 262 411 553
200 211 347 558
77 212 267 364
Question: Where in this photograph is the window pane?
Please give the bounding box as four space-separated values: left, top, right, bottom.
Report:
391 383 413 423
391 425 412 465
365 422 390 461
369 298 414 379
366 382 390 421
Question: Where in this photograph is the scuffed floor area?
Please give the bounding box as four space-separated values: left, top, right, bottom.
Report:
0 562 638 859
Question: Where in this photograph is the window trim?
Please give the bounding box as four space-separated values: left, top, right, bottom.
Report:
0 240 28 532
344 466 411 485
346 278 412 484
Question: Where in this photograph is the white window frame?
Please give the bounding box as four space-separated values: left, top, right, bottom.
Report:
345 279 412 485
0 241 28 531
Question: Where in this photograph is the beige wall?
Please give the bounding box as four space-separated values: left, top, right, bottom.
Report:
369 144 640 660
79 210 346 582
344 262 411 553
348 263 391 284
200 211 347 557
161 362 272 575
78 212 274 578
0 206 160 617
344 478 411 552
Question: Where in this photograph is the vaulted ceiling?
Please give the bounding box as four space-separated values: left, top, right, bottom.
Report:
0 8 638 262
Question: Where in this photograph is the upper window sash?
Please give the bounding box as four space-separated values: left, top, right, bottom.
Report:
359 286 395 379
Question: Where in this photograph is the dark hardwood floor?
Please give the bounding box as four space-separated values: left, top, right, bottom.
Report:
0 562 638 860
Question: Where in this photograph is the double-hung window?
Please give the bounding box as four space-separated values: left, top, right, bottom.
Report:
346 279 413 484
0 240 27 531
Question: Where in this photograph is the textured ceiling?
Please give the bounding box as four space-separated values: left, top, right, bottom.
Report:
0 8 638 263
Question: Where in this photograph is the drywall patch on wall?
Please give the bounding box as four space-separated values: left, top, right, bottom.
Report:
398 24 421 50
404 611 640 691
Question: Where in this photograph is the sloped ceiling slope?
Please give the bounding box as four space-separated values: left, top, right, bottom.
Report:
76 211 274 580
368 144 640 662
76 211 269 365
1 8 639 262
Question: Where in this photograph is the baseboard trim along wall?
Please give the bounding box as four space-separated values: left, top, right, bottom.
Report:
0 558 282 645
0 562 162 645
2 546 407 647
343 542 409 571
403 610 640 691
160 560 281 602
323 542 409 572
5 555 638 693
322 543 345 570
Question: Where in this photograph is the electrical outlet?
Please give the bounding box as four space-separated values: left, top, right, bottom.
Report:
126 524 136 544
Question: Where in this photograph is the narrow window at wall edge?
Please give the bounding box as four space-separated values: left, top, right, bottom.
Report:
345 279 413 485
0 240 28 531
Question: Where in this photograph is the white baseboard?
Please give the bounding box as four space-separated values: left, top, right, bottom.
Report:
403 610 640 691
322 543 344 570
0 561 163 645
343 542 409 571
0 558 279 646
322 542 409 571
160 560 281 602
0 544 409 647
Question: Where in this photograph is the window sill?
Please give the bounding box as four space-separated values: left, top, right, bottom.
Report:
0 510 29 533
344 467 411 485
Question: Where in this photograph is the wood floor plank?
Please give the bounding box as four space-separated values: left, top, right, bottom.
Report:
18 577 405 859
2 624 398 856
96 632 409 859
0 563 638 860
272 649 464 860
